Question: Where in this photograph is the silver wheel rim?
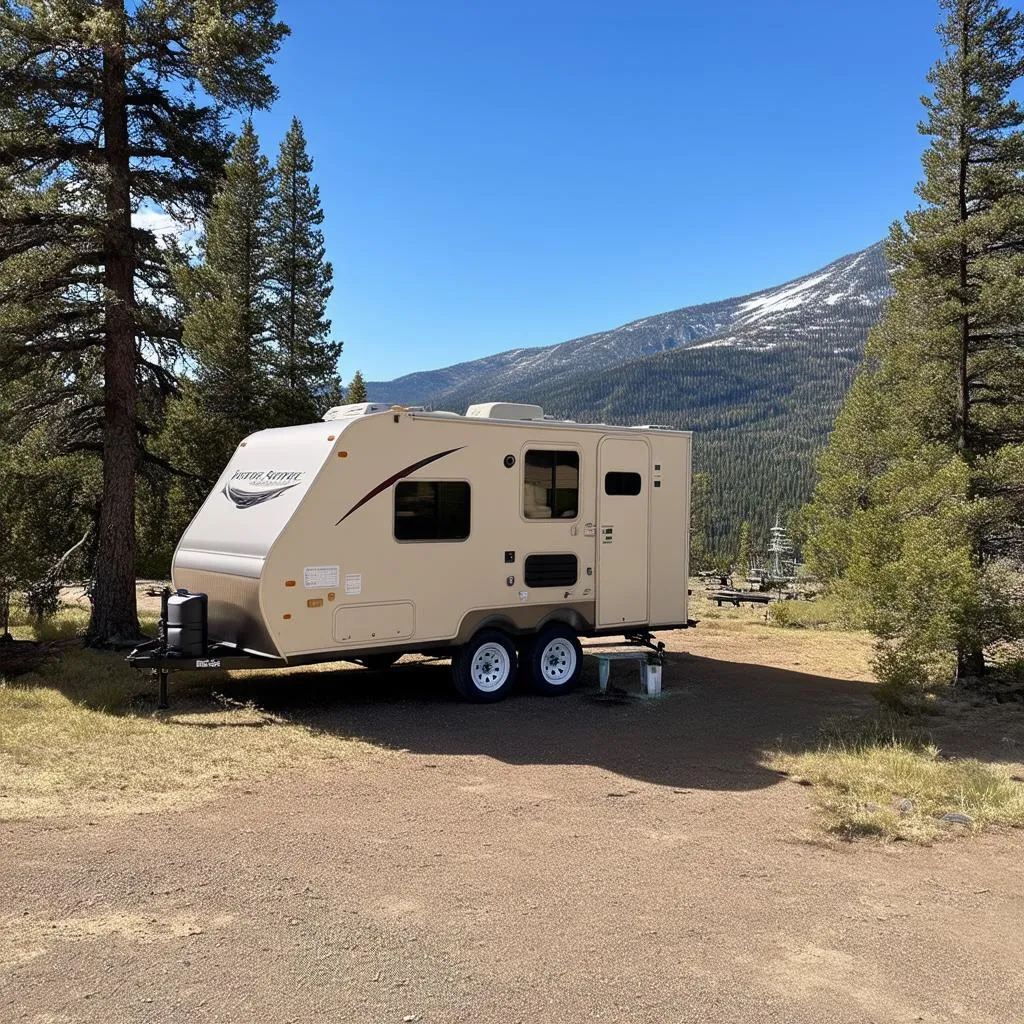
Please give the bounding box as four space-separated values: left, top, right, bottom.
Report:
540 637 576 685
471 642 511 693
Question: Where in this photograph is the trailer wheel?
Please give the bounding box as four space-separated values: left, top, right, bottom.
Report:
525 623 583 695
453 629 518 702
355 653 400 672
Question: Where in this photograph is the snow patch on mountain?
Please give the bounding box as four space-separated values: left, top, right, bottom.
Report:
736 270 834 323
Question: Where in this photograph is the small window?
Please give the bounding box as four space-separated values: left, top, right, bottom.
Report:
394 481 470 541
524 450 579 519
604 471 642 496
524 554 578 588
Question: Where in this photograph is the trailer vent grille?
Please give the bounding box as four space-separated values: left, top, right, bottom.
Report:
524 554 578 588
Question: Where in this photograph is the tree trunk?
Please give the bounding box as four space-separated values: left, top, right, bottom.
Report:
956 642 986 681
956 8 971 463
952 11 985 685
88 0 139 646
289 160 297 392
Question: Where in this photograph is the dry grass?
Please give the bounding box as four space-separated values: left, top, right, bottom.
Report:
767 594 861 630
683 586 876 683
767 713 1024 843
0 607 372 821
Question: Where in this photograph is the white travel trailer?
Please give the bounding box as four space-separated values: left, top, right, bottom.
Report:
138 402 692 702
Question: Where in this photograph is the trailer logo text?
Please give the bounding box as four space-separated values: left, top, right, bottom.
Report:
223 470 304 509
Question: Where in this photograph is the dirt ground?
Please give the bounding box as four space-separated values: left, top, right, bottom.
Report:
2 606 1024 1023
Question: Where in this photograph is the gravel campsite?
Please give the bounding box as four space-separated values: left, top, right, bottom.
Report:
3 594 1023 1024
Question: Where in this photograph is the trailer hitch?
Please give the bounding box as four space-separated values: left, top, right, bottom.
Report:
623 631 666 662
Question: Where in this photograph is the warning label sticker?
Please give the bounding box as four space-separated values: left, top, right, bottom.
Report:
303 565 340 589
344 573 362 596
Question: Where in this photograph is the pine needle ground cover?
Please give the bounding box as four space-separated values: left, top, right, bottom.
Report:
768 713 1024 843
0 610 371 821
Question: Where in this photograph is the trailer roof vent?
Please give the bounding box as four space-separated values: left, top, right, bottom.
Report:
322 402 386 421
465 402 545 421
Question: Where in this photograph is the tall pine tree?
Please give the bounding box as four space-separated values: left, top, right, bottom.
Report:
162 122 278 531
803 0 1024 687
0 0 288 644
268 117 342 421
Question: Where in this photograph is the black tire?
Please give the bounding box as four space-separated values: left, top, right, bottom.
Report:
356 653 400 672
452 629 518 702
525 623 583 695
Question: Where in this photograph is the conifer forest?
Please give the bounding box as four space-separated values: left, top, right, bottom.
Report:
1 0 1023 691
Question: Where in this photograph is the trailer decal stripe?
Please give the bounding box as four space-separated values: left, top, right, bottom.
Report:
335 447 465 525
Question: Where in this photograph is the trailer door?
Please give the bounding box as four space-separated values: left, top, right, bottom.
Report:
596 437 650 627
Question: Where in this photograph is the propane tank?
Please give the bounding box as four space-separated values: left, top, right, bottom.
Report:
166 590 208 657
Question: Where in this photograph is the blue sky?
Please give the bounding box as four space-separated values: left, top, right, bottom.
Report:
252 0 946 382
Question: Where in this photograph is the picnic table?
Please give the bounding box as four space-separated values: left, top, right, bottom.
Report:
711 589 773 607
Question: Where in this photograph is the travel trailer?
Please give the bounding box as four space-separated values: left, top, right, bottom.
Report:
132 402 692 703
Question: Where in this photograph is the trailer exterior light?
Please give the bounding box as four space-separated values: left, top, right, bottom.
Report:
338 451 348 458
285 580 296 587
283 614 292 620
307 598 323 608
327 434 336 441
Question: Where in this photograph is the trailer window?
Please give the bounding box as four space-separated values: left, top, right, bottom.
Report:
524 450 579 519
394 481 470 541
604 471 642 496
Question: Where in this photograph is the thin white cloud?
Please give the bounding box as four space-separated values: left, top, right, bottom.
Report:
132 207 198 247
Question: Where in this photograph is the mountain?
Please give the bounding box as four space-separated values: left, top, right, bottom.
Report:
369 243 891 555
370 245 889 407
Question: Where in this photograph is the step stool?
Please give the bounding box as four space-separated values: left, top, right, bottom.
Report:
591 651 663 697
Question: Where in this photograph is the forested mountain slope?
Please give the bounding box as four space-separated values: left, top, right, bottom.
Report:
369 243 891 553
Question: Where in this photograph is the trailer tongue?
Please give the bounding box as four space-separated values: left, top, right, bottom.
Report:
128 587 283 708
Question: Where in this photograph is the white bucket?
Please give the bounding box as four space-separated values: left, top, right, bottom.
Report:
644 662 662 696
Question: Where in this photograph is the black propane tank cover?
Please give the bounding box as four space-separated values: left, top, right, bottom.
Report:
166 591 208 657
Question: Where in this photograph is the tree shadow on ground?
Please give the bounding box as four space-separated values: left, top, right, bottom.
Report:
192 650 877 793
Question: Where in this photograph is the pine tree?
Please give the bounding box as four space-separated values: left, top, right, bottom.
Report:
802 0 1024 687
162 123 278 531
346 370 368 404
736 521 752 577
0 0 288 644
268 117 342 422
